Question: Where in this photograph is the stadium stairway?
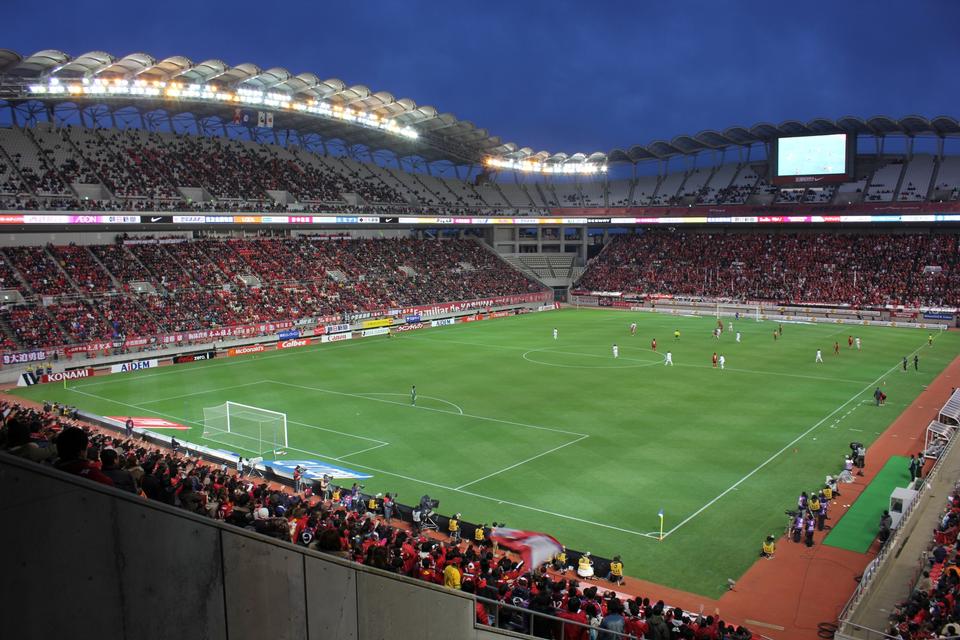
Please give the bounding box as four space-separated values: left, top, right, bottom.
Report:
0 450 526 640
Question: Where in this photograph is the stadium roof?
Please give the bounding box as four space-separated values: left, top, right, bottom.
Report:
0 50 958 167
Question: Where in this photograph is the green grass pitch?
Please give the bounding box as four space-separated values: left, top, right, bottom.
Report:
14 309 959 597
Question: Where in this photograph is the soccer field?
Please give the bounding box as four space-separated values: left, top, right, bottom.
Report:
14 309 959 597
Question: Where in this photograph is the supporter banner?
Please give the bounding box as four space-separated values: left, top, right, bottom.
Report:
360 327 390 337
107 416 190 431
267 460 372 480
277 338 309 349
110 359 158 373
277 329 300 340
489 311 513 319
325 323 350 334
924 312 954 321
392 322 426 333
227 344 266 357
321 333 353 343
395 292 550 319
2 349 48 365
40 368 94 383
361 318 393 329
431 318 455 327
67 340 121 354
537 304 559 312
405 314 421 323
172 351 217 364
460 315 484 323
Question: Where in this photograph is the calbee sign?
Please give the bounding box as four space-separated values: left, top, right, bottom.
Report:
278 338 309 349
110 359 158 373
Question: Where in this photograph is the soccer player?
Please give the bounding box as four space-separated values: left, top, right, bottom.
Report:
778 323 783 336
651 337 657 351
664 351 673 366
719 354 725 370
630 322 637 336
712 352 718 368
728 321 734 332
674 329 680 341
855 336 861 350
815 349 823 363
612 343 619 359
552 327 558 340
736 331 741 343
929 333 933 347
914 354 919 371
713 328 720 340
902 356 908 372
848 335 853 349
773 330 778 341
834 341 840 355
411 385 417 405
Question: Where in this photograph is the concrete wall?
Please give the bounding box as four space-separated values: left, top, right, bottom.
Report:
0 452 515 640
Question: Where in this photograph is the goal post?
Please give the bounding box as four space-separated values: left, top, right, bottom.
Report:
202 401 288 455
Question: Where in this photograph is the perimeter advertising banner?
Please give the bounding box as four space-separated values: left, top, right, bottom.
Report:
361 318 393 329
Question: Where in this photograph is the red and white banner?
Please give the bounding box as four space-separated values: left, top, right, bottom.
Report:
321 332 353 343
277 338 309 350
391 322 426 333
489 527 563 569
107 416 190 431
40 368 94 383
227 344 266 357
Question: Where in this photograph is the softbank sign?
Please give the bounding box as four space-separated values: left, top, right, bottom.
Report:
110 359 158 373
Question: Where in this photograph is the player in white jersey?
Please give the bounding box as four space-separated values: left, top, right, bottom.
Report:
629 322 637 336
855 337 861 350
612 343 619 358
718 354 726 370
553 327 558 340
664 351 673 365
728 322 734 332
736 331 741 343
815 349 823 363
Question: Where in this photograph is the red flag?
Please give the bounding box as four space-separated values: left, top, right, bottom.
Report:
489 527 562 569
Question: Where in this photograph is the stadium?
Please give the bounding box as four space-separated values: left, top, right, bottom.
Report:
1 35 960 640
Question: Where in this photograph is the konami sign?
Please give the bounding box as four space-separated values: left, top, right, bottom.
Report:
277 338 309 349
40 368 94 383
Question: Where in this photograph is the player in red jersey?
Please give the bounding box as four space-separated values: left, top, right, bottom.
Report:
848 335 854 349
712 352 718 368
651 338 657 351
834 341 840 355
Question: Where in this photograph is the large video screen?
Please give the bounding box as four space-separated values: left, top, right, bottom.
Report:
772 133 852 184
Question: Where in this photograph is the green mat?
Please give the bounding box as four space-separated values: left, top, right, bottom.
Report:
823 456 911 553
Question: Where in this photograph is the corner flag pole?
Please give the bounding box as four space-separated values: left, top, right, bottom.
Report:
658 508 664 541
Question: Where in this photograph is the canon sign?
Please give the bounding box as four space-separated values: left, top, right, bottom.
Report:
278 338 309 349
321 332 353 343
40 368 94 383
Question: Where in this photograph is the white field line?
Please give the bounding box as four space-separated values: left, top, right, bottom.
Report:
70 391 655 539
455 434 589 490
661 333 941 539
71 336 393 390
357 392 464 415
335 442 391 461
136 381 271 404
68 386 388 445
265 379 589 438
672 363 870 385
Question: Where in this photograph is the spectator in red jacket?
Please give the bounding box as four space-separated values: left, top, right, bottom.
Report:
53 426 114 487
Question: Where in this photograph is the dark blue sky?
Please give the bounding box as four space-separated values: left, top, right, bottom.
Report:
4 0 957 155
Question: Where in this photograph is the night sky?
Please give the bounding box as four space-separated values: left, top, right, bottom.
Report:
3 0 957 155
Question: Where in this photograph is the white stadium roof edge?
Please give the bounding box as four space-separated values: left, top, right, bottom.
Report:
0 49 959 167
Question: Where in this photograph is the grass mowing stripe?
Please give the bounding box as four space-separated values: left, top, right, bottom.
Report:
663 331 937 539
455 435 590 490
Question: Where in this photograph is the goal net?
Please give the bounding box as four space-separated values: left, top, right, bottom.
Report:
202 401 288 455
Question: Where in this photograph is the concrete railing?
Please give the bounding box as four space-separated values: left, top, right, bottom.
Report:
0 451 523 640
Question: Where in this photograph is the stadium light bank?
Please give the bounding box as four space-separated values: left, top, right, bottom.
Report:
485 157 608 175
27 77 419 140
